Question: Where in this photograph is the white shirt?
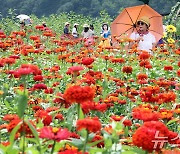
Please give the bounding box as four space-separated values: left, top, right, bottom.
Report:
130 32 156 53
81 30 94 38
72 27 78 37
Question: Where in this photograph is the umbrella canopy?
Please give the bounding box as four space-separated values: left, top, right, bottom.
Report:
16 14 30 22
111 5 163 43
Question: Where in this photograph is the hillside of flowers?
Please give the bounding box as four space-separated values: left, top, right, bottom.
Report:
0 11 179 154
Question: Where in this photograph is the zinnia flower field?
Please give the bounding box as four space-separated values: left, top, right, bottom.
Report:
0 10 179 154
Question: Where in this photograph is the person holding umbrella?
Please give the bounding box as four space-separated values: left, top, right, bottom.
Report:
129 16 156 54
111 5 163 51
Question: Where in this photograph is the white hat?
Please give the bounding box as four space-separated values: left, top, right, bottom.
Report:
65 22 70 26
83 24 89 28
74 23 79 26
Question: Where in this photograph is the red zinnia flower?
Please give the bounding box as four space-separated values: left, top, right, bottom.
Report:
132 106 159 121
39 126 71 142
21 64 42 75
7 119 35 135
63 85 95 103
3 114 19 121
33 83 47 90
139 51 151 60
33 75 43 81
32 106 43 111
55 114 64 121
111 58 125 64
139 60 150 67
4 58 16 65
34 110 52 126
123 119 132 127
122 66 133 74
76 117 101 133
92 135 104 148
178 61 180 67
44 88 54 94
164 66 173 71
58 149 88 154
132 121 170 152
94 103 107 112
177 70 180 77
137 73 148 80
82 57 94 66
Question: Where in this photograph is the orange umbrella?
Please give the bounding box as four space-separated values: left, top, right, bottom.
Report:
111 4 163 43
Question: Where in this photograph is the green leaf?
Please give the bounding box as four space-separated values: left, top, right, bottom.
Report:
167 119 178 125
54 141 67 152
26 138 38 144
17 93 28 118
5 148 19 154
124 126 129 137
122 145 146 154
88 133 96 141
78 129 87 139
78 104 84 119
89 147 105 153
87 139 103 147
25 147 40 154
4 100 11 109
68 138 84 149
104 138 112 149
0 144 6 153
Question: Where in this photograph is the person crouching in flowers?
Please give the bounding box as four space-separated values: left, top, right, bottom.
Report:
99 23 111 48
129 16 156 55
72 23 79 38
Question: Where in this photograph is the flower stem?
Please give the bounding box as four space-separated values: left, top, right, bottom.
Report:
51 140 56 154
83 130 89 153
77 103 80 119
22 115 25 154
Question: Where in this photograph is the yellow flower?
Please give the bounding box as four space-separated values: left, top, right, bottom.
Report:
167 38 175 44
166 25 176 33
163 32 167 38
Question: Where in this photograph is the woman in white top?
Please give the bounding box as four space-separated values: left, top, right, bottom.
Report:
72 23 79 38
129 16 156 54
81 24 94 38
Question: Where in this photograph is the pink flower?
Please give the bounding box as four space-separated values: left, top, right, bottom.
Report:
39 126 71 142
16 67 33 76
68 66 84 73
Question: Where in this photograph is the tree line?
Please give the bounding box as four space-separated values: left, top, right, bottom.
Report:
0 0 179 18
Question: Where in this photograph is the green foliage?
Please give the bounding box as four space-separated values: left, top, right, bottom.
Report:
17 91 28 118
138 0 149 4
0 0 179 18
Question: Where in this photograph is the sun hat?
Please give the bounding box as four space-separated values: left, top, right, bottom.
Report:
65 22 70 26
73 23 79 26
83 24 89 28
137 16 150 27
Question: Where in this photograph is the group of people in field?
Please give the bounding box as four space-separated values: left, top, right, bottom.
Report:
62 22 111 47
17 16 158 54
62 16 159 54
